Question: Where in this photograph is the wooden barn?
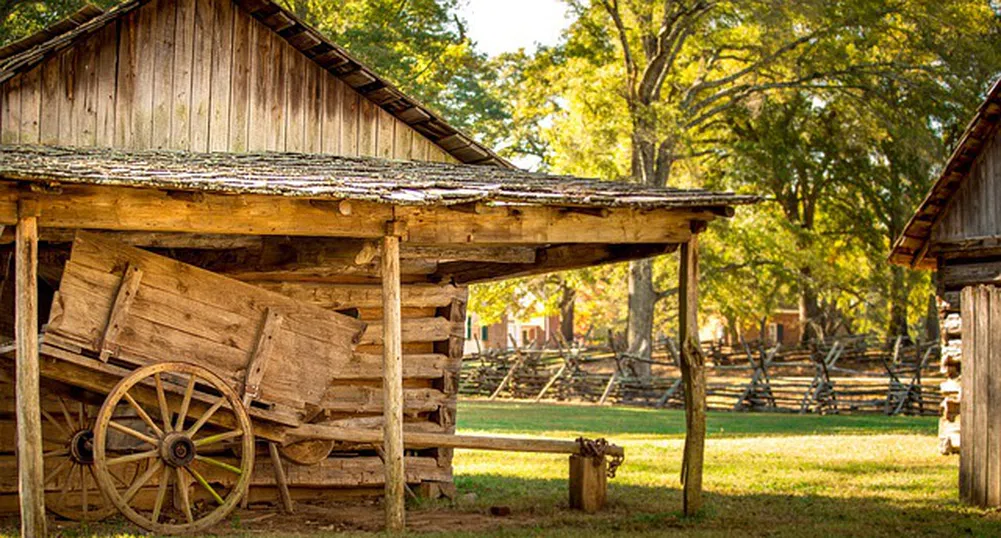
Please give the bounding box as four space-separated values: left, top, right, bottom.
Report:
890 78 1001 507
0 0 756 534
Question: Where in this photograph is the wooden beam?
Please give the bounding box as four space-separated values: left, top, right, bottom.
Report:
678 236 705 517
0 182 714 245
434 243 678 285
381 228 405 533
15 199 46 537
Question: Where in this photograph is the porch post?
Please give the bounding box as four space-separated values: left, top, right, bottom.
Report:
679 234 705 516
381 222 405 533
16 199 46 537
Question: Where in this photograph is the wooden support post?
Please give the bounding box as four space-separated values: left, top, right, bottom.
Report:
678 236 705 517
268 442 294 513
569 454 607 513
381 226 405 533
16 200 46 538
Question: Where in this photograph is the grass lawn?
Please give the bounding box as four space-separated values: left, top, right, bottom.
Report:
433 401 1001 537
9 401 1000 537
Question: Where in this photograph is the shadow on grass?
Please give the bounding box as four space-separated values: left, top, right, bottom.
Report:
436 473 1001 538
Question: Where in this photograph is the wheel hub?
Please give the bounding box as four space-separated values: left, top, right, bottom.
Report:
161 433 196 467
69 429 95 465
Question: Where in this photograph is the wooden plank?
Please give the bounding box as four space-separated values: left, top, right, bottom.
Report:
989 285 1001 506
679 236 704 516
376 107 395 159
304 60 322 153
207 0 234 151
961 286 974 502
18 67 39 144
381 233 405 533
267 31 286 151
358 98 377 157
285 48 305 152
393 122 412 160
15 204 46 537
975 285 990 506
115 10 139 148
189 0 213 152
569 455 606 513
171 0 195 150
39 55 62 145
132 0 156 148
94 23 119 147
251 282 464 310
150 0 177 149
340 83 359 156
57 48 76 144
98 263 144 361
242 308 282 405
321 75 341 154
360 317 453 345
1 74 20 144
247 17 270 151
228 6 251 152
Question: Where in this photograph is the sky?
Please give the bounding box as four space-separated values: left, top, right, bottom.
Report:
457 0 573 57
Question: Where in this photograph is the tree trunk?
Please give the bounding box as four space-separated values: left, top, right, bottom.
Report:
798 266 822 343
627 258 655 378
559 283 576 344
924 292 940 343
887 264 910 340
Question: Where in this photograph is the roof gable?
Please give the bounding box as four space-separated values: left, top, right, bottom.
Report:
0 0 507 167
890 78 1001 268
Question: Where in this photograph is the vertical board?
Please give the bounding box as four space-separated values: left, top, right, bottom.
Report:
285 49 305 152
131 1 156 148
358 98 377 156
94 23 119 146
0 74 20 144
39 55 62 145
305 61 322 153
150 0 177 149
961 286 974 502
266 32 286 151
115 11 138 148
228 5 251 152
208 0 234 151
393 123 412 160
989 285 1001 506
57 48 76 144
320 75 341 154
975 286 990 506
72 31 98 146
18 67 40 144
376 109 395 159
340 82 358 156
172 0 197 150
248 21 270 151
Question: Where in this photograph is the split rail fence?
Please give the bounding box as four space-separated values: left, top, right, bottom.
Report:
460 335 942 415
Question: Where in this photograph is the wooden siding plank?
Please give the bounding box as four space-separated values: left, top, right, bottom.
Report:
320 74 341 154
340 82 358 156
94 23 119 147
267 31 286 151
989 285 1001 506
189 0 213 152
228 6 251 152
961 286 974 502
115 11 138 148
248 21 270 151
151 0 177 149
393 121 412 160
39 56 61 145
57 49 75 144
976 286 990 505
132 2 156 148
305 61 322 153
73 29 98 147
0 74 19 144
208 0 234 152
18 67 40 145
171 0 195 150
376 108 394 159
358 98 376 156
285 48 305 152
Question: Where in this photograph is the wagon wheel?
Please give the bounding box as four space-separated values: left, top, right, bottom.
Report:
41 394 137 521
92 362 255 535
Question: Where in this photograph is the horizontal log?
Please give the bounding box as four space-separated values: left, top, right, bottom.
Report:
360 317 457 345
251 281 465 309
0 183 711 244
286 425 625 457
941 260 1001 287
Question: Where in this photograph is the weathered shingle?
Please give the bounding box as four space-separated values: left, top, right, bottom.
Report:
0 145 759 210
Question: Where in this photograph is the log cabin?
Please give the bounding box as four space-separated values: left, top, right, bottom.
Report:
0 0 757 533
890 77 1001 507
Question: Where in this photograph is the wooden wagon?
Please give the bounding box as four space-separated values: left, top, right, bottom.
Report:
5 231 623 534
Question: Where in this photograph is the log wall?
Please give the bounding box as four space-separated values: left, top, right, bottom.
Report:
0 0 453 162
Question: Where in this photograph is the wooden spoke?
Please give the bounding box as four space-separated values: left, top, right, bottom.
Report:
151 466 171 524
108 420 158 446
81 465 88 518
194 455 243 475
42 408 70 438
58 463 76 506
186 466 225 506
175 374 197 431
44 458 72 486
122 392 164 438
107 449 159 467
193 430 243 448
186 397 225 438
58 396 79 432
154 373 172 432
176 467 193 524
122 459 163 504
43 448 69 459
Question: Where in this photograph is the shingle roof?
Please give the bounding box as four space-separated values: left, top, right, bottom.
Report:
889 78 1001 268
0 0 509 168
0 145 759 210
